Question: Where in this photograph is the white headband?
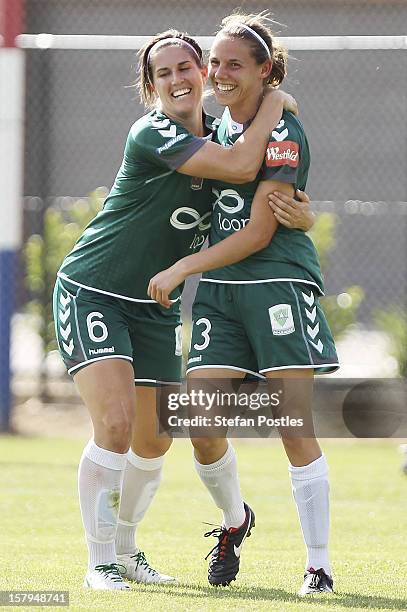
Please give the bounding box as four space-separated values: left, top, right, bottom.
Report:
147 37 201 65
237 23 272 59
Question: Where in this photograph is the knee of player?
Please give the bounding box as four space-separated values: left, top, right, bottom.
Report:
101 407 133 448
138 436 173 457
191 436 225 457
281 436 321 459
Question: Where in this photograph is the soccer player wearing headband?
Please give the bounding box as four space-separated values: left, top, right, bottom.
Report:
53 25 312 590
149 12 338 594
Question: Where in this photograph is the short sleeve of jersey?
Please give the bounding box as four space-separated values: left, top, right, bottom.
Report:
260 112 305 185
127 111 207 171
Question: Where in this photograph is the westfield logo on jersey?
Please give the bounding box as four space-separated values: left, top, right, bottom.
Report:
266 141 299 167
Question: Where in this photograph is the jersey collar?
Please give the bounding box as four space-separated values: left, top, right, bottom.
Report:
228 117 244 136
224 107 251 137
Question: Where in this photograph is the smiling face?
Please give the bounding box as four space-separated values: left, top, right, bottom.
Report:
150 45 207 121
209 34 272 117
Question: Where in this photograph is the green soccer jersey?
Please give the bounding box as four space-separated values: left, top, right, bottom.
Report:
58 110 217 301
203 108 324 294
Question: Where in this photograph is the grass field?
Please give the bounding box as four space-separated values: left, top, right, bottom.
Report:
1 436 406 611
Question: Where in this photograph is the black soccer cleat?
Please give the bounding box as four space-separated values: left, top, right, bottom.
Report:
204 502 255 587
298 567 334 596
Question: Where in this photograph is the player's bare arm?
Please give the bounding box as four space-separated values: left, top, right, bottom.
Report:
268 188 315 230
177 90 298 183
148 180 294 307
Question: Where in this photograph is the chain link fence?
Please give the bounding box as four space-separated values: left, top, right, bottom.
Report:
9 0 407 407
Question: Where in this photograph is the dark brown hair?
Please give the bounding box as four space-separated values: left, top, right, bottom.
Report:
138 30 204 107
218 11 288 87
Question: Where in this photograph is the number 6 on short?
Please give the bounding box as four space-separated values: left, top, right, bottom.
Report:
86 311 109 343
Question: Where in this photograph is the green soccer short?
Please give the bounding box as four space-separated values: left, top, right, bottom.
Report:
53 277 182 385
187 281 339 376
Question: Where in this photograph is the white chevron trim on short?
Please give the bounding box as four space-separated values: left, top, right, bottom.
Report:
307 322 320 340
309 339 324 354
59 308 70 324
60 322 71 341
60 293 71 308
59 289 74 356
305 306 317 323
301 290 315 307
62 339 74 356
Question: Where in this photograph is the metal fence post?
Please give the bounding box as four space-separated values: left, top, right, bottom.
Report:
0 0 25 431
